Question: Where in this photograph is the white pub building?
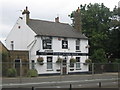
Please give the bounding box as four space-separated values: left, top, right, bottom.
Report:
6 7 89 75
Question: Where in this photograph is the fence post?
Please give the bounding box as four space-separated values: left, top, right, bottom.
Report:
32 87 35 90
118 63 120 88
69 84 72 90
19 61 22 83
98 82 101 88
92 63 94 79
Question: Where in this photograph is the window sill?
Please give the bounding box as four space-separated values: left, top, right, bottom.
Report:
76 50 81 52
76 68 81 70
47 69 53 71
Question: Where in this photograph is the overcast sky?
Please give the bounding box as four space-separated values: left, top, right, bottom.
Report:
0 0 120 45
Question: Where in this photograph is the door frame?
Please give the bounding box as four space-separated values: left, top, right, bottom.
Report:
61 56 67 75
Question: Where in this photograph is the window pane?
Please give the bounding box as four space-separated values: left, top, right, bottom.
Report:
43 37 52 49
47 62 52 69
76 57 80 69
62 40 68 49
76 40 80 50
47 57 53 70
76 40 79 45
70 62 74 67
76 62 80 69
76 57 80 62
76 46 79 50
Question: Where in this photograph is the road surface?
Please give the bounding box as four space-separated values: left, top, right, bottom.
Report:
2 73 120 88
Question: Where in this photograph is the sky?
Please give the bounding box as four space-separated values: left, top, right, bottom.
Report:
0 0 120 45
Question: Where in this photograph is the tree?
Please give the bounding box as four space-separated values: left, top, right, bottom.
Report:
69 3 112 63
91 49 107 63
107 6 120 60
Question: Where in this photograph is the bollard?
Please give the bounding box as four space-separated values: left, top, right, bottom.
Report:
69 84 72 90
32 87 34 90
98 82 101 88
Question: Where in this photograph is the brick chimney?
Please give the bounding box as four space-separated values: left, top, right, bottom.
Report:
73 7 82 32
55 17 59 23
22 6 30 24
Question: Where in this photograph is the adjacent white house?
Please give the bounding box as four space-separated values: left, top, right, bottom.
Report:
6 7 89 75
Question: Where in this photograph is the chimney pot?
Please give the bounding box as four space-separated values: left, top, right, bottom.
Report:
55 17 59 23
77 7 80 13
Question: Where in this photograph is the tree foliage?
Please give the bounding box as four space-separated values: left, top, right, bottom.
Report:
69 3 120 63
107 6 120 60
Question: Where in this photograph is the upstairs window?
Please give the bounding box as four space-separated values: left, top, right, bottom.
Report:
76 39 80 51
42 37 52 49
62 40 68 49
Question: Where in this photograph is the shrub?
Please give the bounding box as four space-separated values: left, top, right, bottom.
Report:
27 69 38 77
7 68 17 77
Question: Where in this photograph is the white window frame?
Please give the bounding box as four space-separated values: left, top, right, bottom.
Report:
76 39 80 51
76 57 81 70
14 59 21 69
62 40 68 49
42 37 52 49
47 57 53 70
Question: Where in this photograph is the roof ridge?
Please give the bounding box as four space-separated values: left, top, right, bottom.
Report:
29 19 69 25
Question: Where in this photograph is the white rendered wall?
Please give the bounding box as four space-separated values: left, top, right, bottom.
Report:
30 36 89 74
6 15 36 50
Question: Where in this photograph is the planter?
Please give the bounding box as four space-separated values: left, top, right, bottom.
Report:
85 59 92 63
39 62 44 65
70 69 74 71
56 57 63 64
83 63 89 65
56 69 61 72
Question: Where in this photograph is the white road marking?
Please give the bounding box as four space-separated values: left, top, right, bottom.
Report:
112 82 117 84
56 86 61 88
78 85 82 87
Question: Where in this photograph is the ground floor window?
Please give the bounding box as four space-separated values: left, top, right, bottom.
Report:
47 57 53 70
76 57 81 69
70 60 74 68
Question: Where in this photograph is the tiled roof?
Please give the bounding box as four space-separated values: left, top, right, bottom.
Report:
27 19 87 39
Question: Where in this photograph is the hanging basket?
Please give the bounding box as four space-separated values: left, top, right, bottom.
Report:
56 57 63 64
37 57 44 65
70 58 76 63
84 59 92 65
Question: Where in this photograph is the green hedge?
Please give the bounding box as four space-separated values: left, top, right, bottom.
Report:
27 69 38 77
6 68 17 77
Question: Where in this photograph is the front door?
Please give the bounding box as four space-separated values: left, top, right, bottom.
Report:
62 58 67 75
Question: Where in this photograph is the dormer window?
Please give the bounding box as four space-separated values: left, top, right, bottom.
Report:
42 37 52 49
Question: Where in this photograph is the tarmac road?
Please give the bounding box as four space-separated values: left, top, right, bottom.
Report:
2 73 120 88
